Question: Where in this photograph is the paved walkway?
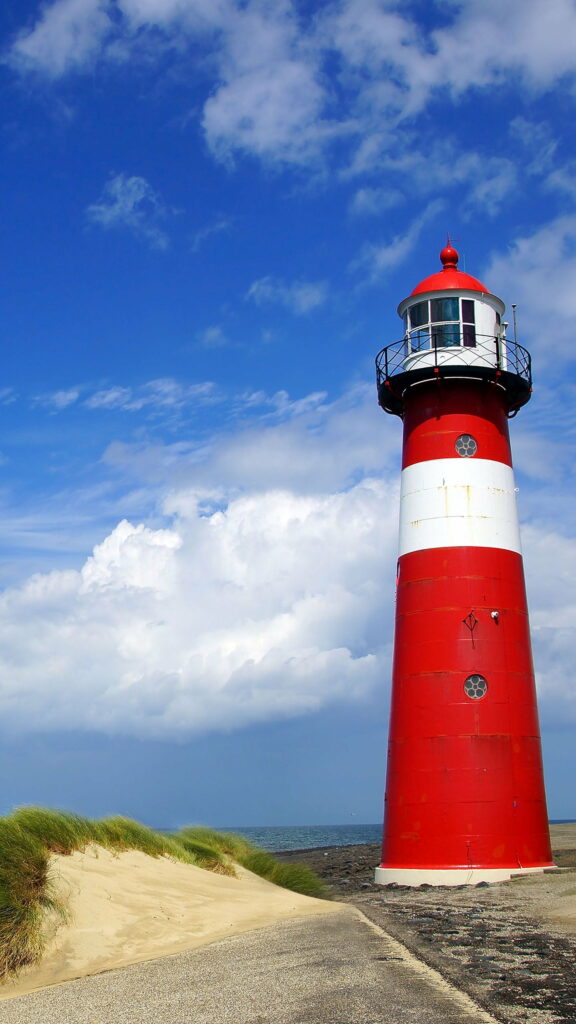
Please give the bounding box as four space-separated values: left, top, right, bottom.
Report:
1 909 500 1024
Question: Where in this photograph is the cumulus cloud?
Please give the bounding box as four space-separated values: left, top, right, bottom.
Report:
0 384 397 738
521 524 576 727
0 373 572 739
202 40 327 166
246 277 328 314
86 174 173 249
0 481 395 738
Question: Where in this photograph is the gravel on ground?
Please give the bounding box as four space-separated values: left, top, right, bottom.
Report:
277 826 576 1024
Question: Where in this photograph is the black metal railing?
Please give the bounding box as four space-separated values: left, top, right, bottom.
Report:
375 332 532 416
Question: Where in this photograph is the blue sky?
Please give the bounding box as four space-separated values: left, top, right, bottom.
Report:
0 0 575 827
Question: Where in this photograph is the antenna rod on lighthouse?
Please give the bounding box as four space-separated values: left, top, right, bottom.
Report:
512 303 518 344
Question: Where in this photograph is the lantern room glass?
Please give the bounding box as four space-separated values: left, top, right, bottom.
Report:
405 297 477 352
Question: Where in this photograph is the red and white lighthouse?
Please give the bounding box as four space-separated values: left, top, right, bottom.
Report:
375 244 553 886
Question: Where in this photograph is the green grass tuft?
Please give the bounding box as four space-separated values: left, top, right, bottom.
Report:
9 807 95 855
177 826 255 860
0 820 66 978
234 847 327 897
96 816 176 858
171 836 236 875
259 861 327 898
175 828 327 898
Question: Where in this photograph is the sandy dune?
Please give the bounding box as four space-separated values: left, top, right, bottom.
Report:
1 846 343 1000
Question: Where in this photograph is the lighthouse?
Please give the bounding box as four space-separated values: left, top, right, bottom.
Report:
375 244 553 886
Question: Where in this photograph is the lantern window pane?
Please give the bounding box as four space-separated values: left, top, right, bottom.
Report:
410 301 428 328
433 323 460 347
431 297 459 322
463 324 476 347
411 330 430 352
462 299 475 324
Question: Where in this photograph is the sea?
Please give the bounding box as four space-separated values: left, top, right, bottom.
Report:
214 819 576 853
217 824 382 851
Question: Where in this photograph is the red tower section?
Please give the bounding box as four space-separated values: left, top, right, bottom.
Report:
375 246 553 885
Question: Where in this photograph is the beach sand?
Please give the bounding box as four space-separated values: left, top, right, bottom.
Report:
0 845 343 1001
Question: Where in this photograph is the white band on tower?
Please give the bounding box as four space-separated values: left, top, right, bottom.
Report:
399 458 522 556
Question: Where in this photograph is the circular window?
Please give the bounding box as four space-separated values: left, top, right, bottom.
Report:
464 674 488 700
455 434 477 457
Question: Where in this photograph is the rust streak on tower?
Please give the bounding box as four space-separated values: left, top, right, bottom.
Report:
375 244 553 886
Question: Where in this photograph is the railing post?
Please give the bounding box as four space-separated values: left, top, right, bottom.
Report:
495 334 501 371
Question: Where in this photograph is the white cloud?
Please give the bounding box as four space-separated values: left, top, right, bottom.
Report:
9 0 576 184
246 276 328 314
196 326 229 349
349 186 404 217
86 173 172 249
345 142 516 215
83 378 218 413
117 0 231 30
545 161 576 201
200 1 335 166
190 216 232 252
522 525 576 726
352 200 443 283
322 0 576 114
0 378 572 739
429 0 576 96
483 215 576 361
42 388 81 410
509 117 559 177
0 478 394 738
203 54 327 166
102 384 391 496
85 386 134 410
9 0 112 77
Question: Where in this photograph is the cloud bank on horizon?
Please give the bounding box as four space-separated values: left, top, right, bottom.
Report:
0 378 572 740
0 0 575 744
0 389 398 738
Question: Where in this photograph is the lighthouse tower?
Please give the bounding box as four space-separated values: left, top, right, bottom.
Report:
375 244 553 886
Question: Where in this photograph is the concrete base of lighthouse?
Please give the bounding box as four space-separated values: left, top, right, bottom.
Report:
375 865 553 887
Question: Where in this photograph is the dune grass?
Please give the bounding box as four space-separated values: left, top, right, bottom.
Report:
0 820 66 978
0 808 326 981
177 827 327 898
9 807 96 856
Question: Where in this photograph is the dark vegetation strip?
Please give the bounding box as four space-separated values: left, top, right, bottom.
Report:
0 808 326 981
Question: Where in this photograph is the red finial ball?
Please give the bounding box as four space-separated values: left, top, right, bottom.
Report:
440 244 459 270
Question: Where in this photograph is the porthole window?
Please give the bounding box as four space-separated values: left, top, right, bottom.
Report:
455 434 477 457
464 674 488 700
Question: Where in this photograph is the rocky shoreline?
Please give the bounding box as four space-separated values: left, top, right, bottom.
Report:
278 835 576 1024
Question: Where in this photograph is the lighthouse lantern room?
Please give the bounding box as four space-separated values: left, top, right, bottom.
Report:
375 245 553 886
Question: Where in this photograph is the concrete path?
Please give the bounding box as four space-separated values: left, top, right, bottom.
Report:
1 908 501 1024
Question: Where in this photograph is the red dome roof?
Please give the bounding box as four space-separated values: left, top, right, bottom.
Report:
411 245 488 296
